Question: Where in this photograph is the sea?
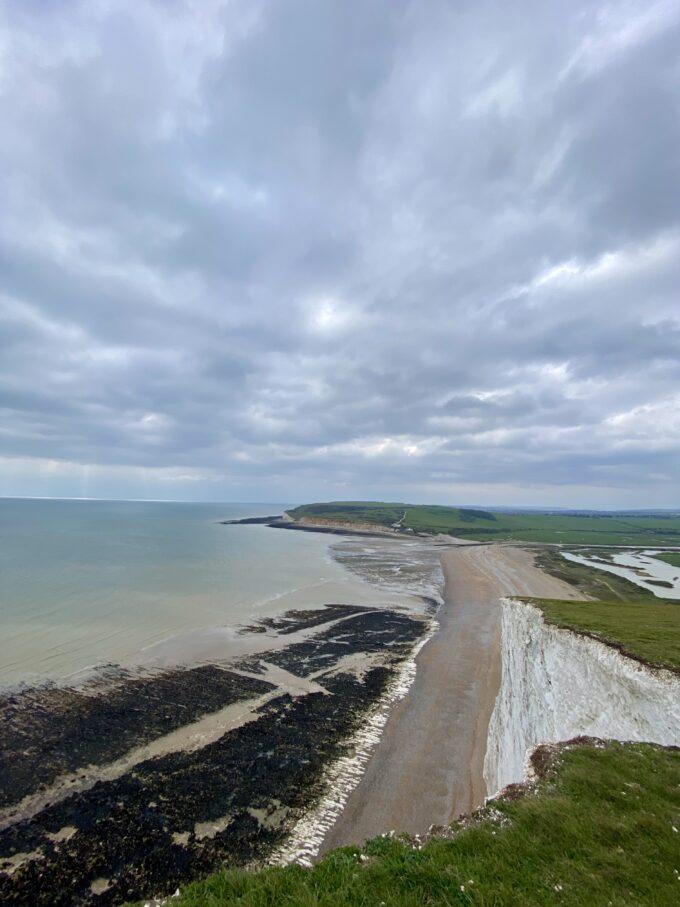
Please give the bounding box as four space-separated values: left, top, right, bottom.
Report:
0 498 441 689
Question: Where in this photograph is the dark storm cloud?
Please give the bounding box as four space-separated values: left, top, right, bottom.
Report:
0 0 679 505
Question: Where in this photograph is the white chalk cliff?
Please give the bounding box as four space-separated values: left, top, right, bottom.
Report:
484 598 680 797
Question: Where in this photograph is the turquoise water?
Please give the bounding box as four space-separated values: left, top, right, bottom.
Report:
0 499 371 687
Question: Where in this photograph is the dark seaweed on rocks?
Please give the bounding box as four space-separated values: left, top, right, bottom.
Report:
0 669 393 907
263 609 423 676
218 515 282 525
0 606 428 907
237 603 369 638
0 667 274 810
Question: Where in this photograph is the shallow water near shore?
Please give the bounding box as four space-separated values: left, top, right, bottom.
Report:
0 499 430 688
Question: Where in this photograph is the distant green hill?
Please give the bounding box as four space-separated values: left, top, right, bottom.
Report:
288 502 680 546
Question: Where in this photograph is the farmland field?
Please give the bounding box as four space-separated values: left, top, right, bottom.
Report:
655 552 680 568
288 502 680 546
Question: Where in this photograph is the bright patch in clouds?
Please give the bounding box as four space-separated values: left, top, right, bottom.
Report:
307 295 356 335
338 436 445 460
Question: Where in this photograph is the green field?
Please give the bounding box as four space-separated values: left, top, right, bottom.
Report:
656 552 680 569
288 502 680 546
132 741 680 907
528 597 680 671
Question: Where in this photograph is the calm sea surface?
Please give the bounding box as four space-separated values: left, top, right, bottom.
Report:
0 499 391 688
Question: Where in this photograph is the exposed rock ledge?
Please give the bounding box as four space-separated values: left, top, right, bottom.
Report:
219 513 406 538
484 597 680 797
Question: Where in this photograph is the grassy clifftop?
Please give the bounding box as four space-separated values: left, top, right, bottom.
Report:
134 740 680 906
288 502 680 546
527 597 680 672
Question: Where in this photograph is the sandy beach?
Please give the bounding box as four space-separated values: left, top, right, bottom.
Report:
321 543 583 850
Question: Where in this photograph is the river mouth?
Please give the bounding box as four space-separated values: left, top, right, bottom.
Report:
561 548 680 599
0 603 430 907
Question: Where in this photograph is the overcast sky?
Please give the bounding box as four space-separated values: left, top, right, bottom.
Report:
1 0 679 508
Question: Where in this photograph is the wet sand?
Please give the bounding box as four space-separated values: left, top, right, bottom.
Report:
321 543 584 849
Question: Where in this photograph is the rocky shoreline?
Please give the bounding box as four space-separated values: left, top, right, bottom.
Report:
0 604 428 906
0 666 273 814
220 514 409 539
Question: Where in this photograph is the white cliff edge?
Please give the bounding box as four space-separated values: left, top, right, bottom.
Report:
484 597 680 798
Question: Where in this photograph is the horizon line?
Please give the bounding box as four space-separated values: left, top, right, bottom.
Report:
1 495 678 513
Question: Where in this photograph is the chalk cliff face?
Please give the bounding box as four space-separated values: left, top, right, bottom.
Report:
484 598 680 797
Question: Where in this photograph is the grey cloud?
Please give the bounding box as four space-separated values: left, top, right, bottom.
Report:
0 0 679 505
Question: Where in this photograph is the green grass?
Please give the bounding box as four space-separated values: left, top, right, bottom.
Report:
655 553 680 569
288 503 680 546
529 597 680 671
132 741 680 906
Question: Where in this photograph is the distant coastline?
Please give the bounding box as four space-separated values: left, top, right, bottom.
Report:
221 512 412 539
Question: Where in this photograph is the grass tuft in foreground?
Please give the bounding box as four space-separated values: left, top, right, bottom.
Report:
136 740 680 907
528 597 680 671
